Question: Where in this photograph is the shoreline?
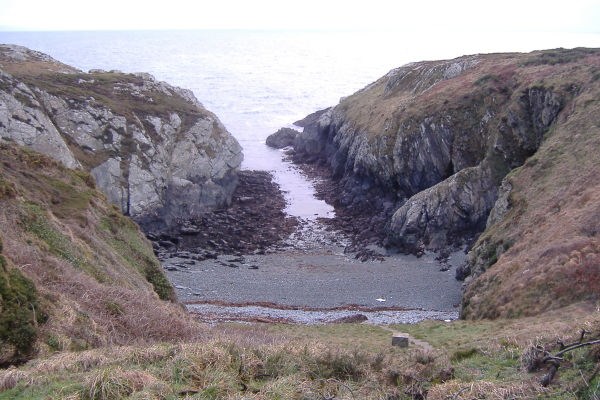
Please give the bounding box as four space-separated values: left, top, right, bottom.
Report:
151 169 464 325
186 302 458 325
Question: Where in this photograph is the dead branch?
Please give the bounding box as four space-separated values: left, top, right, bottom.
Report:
540 361 560 387
327 378 356 400
447 386 470 400
537 329 600 387
555 339 600 358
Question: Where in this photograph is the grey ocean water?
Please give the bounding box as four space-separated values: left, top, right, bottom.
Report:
0 30 409 218
2 30 598 217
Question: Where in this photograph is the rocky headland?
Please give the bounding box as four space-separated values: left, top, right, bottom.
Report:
286 47 600 318
0 44 243 231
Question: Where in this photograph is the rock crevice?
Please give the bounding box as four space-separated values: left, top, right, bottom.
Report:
291 51 577 255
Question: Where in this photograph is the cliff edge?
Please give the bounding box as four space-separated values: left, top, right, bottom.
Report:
292 48 600 318
0 44 243 230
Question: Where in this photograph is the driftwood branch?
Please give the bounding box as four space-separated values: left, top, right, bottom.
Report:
536 329 600 387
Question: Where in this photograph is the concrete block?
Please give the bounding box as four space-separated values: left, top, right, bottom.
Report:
392 336 409 347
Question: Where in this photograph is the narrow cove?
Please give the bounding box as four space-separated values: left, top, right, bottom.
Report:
159 139 464 324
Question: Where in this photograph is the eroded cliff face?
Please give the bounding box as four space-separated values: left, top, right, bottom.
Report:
0 45 243 229
294 50 591 254
293 48 600 318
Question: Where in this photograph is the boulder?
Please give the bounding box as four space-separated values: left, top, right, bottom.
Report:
265 127 298 149
392 336 409 347
331 314 368 324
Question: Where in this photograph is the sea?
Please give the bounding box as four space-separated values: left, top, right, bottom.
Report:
1 30 599 218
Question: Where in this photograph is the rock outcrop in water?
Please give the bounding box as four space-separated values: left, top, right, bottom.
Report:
291 48 600 318
0 44 243 229
266 127 298 149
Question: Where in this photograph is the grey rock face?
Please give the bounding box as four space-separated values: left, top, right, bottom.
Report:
0 46 242 227
0 71 81 169
265 127 298 149
293 54 568 253
387 166 498 251
383 57 479 96
485 177 513 230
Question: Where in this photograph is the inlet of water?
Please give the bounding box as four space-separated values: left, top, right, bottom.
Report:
240 138 334 220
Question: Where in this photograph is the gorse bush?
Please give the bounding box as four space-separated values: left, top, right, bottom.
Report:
0 236 46 363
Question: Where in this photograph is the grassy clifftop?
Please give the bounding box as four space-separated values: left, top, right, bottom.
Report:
296 47 600 319
0 143 201 365
461 53 600 318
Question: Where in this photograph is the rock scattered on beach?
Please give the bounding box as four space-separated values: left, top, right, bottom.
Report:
147 170 298 259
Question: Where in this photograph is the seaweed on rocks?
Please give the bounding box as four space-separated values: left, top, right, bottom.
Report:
145 170 299 259
284 153 395 259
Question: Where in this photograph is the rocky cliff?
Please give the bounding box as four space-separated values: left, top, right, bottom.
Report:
293 48 600 317
0 45 243 229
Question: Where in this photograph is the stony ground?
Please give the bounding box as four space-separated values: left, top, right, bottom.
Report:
148 170 299 258
148 169 464 324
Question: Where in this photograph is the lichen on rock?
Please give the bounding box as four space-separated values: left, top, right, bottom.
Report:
0 44 243 230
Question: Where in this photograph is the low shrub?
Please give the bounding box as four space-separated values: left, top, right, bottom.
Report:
0 248 47 363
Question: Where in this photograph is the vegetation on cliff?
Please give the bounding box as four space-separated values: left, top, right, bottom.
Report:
0 44 243 228
293 47 600 319
0 236 46 365
0 143 202 365
461 49 600 318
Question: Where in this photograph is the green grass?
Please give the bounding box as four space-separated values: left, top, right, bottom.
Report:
41 175 95 218
266 323 393 353
0 308 598 399
98 212 174 301
0 260 46 361
19 203 106 282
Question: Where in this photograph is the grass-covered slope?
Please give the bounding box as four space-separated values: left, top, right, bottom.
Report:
461 55 600 318
1 305 598 399
0 143 202 365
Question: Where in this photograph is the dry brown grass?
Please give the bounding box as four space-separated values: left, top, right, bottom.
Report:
0 303 597 399
427 380 543 400
462 63 600 317
0 44 80 76
0 143 206 359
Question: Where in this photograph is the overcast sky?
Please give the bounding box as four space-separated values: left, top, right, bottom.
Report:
0 0 599 32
